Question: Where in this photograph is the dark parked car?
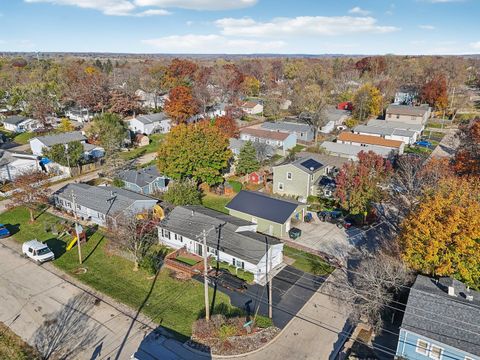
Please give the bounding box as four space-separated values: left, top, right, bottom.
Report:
208 269 248 292
317 211 352 229
0 224 11 238
304 212 313 223
415 140 433 148
288 227 302 240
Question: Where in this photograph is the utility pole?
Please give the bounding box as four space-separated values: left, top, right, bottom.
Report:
202 228 210 321
265 236 272 319
64 143 71 177
71 191 82 265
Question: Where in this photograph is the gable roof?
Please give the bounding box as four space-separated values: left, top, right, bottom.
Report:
321 141 395 158
160 205 280 264
277 156 326 175
386 104 430 117
54 183 156 217
337 132 403 149
297 152 349 168
118 165 166 188
241 127 290 141
3 115 29 125
261 121 312 134
401 275 480 356
134 113 170 125
226 190 301 224
354 125 416 138
367 119 424 132
240 100 262 109
33 131 86 147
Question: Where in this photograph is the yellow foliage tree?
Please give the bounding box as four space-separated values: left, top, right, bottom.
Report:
352 83 383 122
400 176 480 288
243 76 260 97
58 118 74 132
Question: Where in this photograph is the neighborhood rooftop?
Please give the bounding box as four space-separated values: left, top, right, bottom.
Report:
226 190 300 224
401 275 480 356
33 131 86 147
160 205 280 263
117 165 165 188
3 115 28 125
367 119 424 131
240 127 290 141
291 156 325 174
55 183 155 217
337 132 404 148
321 141 395 158
134 112 169 124
261 121 311 133
386 104 430 116
354 125 417 138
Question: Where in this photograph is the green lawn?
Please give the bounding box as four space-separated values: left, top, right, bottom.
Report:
210 260 255 283
283 246 334 276
202 193 231 214
0 207 236 341
13 132 37 145
0 322 39 360
404 145 433 155
175 256 200 266
120 133 164 160
227 180 242 193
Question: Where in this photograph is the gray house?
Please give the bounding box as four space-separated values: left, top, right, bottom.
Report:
117 165 169 195
53 183 158 227
261 121 314 142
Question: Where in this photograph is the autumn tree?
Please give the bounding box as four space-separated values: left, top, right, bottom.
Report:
9 170 49 222
163 179 202 206
157 122 231 185
421 74 448 110
108 212 158 271
212 115 238 138
166 58 198 87
58 118 75 132
400 176 480 288
213 63 245 102
352 83 383 122
236 141 260 175
164 85 199 124
335 151 392 215
43 141 84 168
87 113 126 156
243 76 260 97
453 118 480 176
109 90 141 117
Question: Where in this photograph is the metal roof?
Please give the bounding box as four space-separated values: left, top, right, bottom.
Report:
401 275 480 356
33 131 86 147
160 205 280 264
226 190 301 224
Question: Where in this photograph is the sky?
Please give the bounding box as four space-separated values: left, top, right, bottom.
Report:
0 0 479 55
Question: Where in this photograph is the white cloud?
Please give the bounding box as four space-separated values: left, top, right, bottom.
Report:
470 41 480 50
135 8 170 16
134 0 257 10
25 0 137 16
348 6 370 16
142 34 285 53
419 24 435 30
215 16 399 37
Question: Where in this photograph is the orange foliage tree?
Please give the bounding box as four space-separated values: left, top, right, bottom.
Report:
454 118 480 176
420 74 448 110
164 85 199 124
9 170 49 222
211 116 239 138
400 176 480 288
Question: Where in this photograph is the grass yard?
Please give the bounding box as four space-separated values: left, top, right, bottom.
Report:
0 322 40 360
202 193 231 214
120 133 164 160
283 246 334 276
210 260 255 283
175 256 200 266
227 180 243 193
0 207 236 341
12 131 37 145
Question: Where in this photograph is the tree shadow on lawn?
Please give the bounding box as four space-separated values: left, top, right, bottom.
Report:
45 238 67 258
83 235 104 264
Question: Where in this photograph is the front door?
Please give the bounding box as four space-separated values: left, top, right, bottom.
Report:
196 243 203 257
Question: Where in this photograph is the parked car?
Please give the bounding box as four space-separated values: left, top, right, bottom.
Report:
0 224 10 238
318 210 352 229
208 269 248 292
288 227 302 240
415 140 433 148
22 239 55 263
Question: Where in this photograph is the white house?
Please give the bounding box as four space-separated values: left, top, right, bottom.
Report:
29 131 104 159
239 126 296 156
65 107 95 123
337 132 405 155
158 205 284 284
2 115 39 133
321 141 396 160
0 150 41 182
135 89 168 110
240 101 263 115
128 113 171 135
353 124 418 145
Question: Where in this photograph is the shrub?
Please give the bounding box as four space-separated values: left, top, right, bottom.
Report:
254 316 273 328
218 324 238 341
345 117 359 128
140 253 160 275
112 178 125 188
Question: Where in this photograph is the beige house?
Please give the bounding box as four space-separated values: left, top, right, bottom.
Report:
337 132 405 155
385 104 431 125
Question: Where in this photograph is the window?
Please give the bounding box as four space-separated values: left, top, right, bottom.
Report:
416 339 429 356
278 182 284 191
429 345 443 360
161 229 171 240
286 172 292 180
76 204 81 210
232 258 236 266
174 233 183 242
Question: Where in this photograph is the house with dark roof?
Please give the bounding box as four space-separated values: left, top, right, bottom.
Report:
396 275 480 360
158 205 284 284
226 190 307 238
53 183 159 227
2 115 39 133
29 131 104 159
128 112 171 135
117 165 169 195
273 156 337 199
386 104 431 125
239 126 297 156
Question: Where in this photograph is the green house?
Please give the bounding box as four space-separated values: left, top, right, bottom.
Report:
225 190 307 238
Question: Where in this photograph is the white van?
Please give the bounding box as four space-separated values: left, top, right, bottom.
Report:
22 240 55 263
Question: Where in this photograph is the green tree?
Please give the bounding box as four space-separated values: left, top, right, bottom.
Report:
352 83 383 122
157 121 231 185
43 141 84 167
236 141 260 175
163 179 202 205
87 113 126 156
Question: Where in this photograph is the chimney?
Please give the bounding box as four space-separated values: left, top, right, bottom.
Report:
448 285 456 297
466 287 474 302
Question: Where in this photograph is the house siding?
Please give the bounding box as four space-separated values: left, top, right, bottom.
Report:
396 328 479 360
123 177 168 195
273 164 326 199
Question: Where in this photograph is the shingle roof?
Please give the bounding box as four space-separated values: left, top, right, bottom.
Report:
386 104 430 117
33 131 86 147
54 183 156 217
321 141 395 158
241 101 262 109
160 205 280 264
241 127 290 141
297 152 349 168
134 113 170 125
277 156 326 175
261 121 312 134
354 125 416 138
401 275 480 356
226 190 301 224
3 115 29 125
118 165 166 188
367 119 424 132
337 132 403 149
